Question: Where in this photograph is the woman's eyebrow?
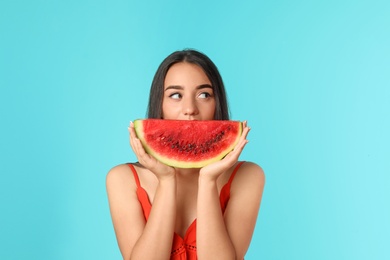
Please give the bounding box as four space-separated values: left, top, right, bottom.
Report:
165 85 183 91
165 84 213 91
196 84 213 90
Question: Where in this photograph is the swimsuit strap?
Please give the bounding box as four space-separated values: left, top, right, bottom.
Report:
219 161 245 212
127 163 141 188
227 161 245 189
127 163 152 220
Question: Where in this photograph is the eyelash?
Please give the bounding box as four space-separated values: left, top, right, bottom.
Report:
168 92 212 99
169 93 182 99
198 92 211 98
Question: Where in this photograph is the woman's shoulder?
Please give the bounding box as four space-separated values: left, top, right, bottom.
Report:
237 161 265 177
106 163 138 191
106 163 156 191
232 161 265 192
106 163 132 177
241 161 264 173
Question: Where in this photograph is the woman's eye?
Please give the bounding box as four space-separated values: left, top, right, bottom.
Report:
169 93 181 99
198 92 211 99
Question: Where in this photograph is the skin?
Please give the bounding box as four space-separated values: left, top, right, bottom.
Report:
162 62 216 121
106 62 265 260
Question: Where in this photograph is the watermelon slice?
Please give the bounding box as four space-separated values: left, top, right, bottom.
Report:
133 119 242 168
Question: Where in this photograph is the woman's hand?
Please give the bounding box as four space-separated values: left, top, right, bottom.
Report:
199 121 250 181
128 121 176 180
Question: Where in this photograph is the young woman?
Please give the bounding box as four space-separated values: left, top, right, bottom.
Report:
106 49 265 260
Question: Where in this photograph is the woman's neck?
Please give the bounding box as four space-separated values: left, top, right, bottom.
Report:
175 167 200 176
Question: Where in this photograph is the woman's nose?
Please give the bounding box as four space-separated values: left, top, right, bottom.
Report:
182 97 199 116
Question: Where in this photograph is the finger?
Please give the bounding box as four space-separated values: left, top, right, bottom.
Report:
226 123 249 158
129 126 135 147
127 123 167 172
230 134 249 158
128 122 149 161
133 136 147 159
239 124 250 142
133 140 147 165
242 125 250 139
134 138 147 157
134 137 157 167
129 128 138 154
231 142 246 159
243 120 250 136
130 122 146 155
240 127 250 145
129 121 138 141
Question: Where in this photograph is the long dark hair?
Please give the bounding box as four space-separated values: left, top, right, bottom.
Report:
146 49 230 120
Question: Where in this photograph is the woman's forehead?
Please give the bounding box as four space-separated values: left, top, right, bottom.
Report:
164 62 211 88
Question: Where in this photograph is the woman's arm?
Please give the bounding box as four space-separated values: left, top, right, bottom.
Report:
197 173 236 259
225 162 265 259
196 121 265 259
196 122 245 259
106 122 178 259
129 173 177 259
106 165 177 260
196 162 265 260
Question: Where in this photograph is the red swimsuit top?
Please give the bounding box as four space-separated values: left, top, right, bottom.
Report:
128 161 245 260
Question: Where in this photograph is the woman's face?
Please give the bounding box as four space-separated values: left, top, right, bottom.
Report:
162 62 216 120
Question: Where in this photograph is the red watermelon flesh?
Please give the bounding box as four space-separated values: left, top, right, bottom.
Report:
133 119 242 168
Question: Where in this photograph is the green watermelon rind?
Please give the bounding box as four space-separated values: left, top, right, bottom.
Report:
133 119 242 168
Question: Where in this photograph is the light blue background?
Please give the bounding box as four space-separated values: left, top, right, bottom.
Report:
1 0 389 259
